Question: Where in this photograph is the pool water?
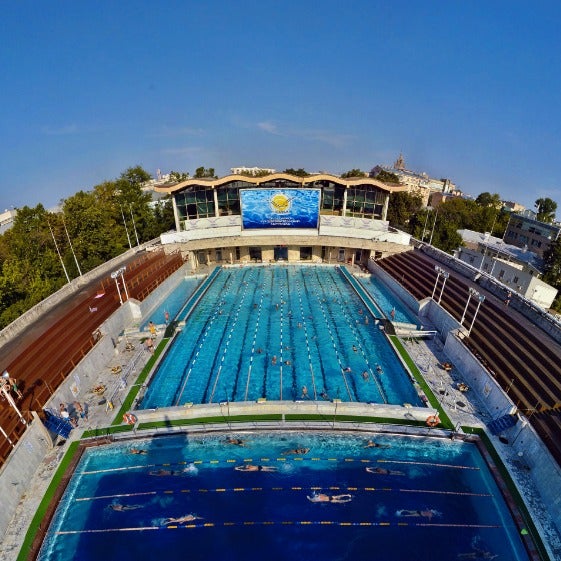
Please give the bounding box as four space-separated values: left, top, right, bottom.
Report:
140 276 202 331
38 432 531 561
141 265 422 408
358 276 416 324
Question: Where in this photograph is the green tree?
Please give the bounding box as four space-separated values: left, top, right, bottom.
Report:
372 169 400 184
282 168 309 177
475 192 502 209
535 197 557 223
170 171 189 182
340 169 367 178
387 192 423 228
194 167 216 178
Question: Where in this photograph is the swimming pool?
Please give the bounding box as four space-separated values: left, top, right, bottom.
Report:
141 265 422 408
140 276 202 332
358 275 417 324
38 431 531 561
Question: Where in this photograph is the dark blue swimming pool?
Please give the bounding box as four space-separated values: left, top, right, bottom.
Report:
38 432 531 561
141 265 422 408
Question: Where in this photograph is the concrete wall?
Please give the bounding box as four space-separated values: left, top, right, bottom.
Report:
0 415 52 539
444 333 561 533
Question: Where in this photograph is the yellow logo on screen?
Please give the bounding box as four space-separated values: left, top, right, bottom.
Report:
270 194 291 213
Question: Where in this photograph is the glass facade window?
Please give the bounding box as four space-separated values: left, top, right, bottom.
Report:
300 247 313 261
176 186 215 222
345 185 385 218
216 181 251 216
319 181 345 215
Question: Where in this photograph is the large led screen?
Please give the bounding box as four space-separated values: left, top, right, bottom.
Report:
240 189 320 229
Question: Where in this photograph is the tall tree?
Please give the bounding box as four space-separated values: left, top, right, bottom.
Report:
282 168 309 177
475 192 502 209
535 197 557 223
340 169 367 178
372 169 400 184
387 192 423 228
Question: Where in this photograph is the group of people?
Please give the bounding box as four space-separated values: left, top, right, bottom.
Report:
0 373 23 400
59 401 87 426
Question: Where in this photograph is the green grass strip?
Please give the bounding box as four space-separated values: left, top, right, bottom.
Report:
110 338 169 426
16 441 81 561
389 335 452 429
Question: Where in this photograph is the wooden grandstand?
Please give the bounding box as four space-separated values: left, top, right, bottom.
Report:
376 248 561 467
0 248 185 467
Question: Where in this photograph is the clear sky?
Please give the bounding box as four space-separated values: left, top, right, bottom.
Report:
2 0 560 212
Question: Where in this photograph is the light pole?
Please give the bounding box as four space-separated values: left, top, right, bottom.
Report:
47 220 70 283
119 204 133 249
468 293 485 336
428 208 439 245
460 287 476 326
129 204 140 247
111 266 129 304
438 271 449 304
432 266 448 302
62 216 82 276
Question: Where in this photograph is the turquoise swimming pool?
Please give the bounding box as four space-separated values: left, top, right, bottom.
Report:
38 431 531 561
141 265 423 408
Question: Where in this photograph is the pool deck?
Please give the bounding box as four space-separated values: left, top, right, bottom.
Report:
1 330 560 561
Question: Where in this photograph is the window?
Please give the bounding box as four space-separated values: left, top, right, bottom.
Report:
175 186 215 221
300 247 313 261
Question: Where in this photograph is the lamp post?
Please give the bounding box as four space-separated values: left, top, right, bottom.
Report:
119 204 133 249
432 266 448 302
111 266 129 304
129 204 140 247
468 293 485 336
460 287 476 326
438 271 449 304
47 220 71 283
62 216 82 276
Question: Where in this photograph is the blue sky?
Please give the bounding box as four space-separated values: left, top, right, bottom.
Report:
1 1 561 212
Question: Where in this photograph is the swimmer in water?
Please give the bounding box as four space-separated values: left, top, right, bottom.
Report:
234 464 278 472
282 447 310 455
363 440 390 449
163 514 202 525
396 509 440 521
366 466 404 475
226 437 246 446
109 503 143 511
130 448 148 455
307 492 352 504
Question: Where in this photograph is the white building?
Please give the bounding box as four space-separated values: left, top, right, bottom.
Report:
0 209 16 234
455 229 557 309
230 166 276 176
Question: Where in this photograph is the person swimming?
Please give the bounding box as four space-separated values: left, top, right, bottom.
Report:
149 469 185 476
363 440 390 449
234 464 277 472
307 492 352 504
130 448 147 455
163 514 202 525
396 509 440 521
109 502 143 511
366 466 404 475
226 437 246 446
281 447 310 455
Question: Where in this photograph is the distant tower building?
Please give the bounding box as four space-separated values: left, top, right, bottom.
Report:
156 168 162 180
394 153 406 171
